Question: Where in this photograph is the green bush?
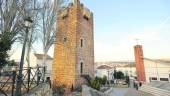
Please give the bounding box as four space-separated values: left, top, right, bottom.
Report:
113 71 125 79
83 75 106 90
102 75 107 85
95 76 102 84
90 79 100 90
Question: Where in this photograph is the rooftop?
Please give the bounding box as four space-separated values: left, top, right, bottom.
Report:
95 61 135 65
34 54 53 60
97 64 136 69
144 58 170 64
97 65 112 69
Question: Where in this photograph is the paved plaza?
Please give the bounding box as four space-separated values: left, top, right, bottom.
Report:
110 88 154 96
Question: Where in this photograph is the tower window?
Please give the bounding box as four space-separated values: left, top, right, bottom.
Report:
83 15 89 21
80 62 83 74
81 39 83 47
64 37 67 42
62 15 68 19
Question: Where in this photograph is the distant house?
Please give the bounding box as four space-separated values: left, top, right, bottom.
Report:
95 65 113 80
95 61 136 80
33 53 53 78
116 64 136 78
10 52 53 78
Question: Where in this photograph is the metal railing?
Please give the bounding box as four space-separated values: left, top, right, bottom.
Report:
0 66 45 96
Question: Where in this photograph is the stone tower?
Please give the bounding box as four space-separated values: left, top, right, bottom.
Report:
134 45 146 81
52 0 94 88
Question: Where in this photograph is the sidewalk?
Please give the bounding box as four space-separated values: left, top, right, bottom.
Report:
109 88 154 96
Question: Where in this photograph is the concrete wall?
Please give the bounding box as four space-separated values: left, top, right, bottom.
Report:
37 59 53 77
24 83 52 96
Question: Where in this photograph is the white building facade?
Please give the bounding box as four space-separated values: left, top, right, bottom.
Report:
95 65 114 80
144 58 170 82
10 51 53 78
33 54 53 78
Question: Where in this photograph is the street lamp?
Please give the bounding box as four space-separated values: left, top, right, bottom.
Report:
107 69 112 86
15 17 33 96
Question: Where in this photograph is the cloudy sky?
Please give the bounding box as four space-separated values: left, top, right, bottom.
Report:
11 0 170 62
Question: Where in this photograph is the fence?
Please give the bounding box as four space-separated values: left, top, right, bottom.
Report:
0 66 45 96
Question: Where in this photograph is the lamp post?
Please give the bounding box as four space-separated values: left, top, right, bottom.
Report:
15 17 33 96
169 71 170 82
107 69 112 86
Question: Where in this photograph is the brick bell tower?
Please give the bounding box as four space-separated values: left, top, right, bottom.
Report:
52 0 94 88
134 45 146 82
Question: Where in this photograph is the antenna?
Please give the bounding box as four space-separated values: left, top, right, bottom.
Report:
135 38 140 45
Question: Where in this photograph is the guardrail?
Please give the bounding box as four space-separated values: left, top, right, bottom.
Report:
0 66 45 96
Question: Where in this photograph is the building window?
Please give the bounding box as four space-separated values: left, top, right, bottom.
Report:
80 62 83 74
160 78 168 81
151 77 157 80
81 39 83 47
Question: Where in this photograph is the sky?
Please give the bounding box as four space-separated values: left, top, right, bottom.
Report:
11 0 170 62
79 0 170 61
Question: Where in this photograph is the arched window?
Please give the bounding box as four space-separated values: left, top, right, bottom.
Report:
80 62 83 74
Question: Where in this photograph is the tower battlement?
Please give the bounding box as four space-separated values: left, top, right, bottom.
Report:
58 2 93 20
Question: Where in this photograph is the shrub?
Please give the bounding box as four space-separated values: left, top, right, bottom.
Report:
90 79 100 90
52 85 65 96
83 76 102 90
102 75 107 85
114 71 125 79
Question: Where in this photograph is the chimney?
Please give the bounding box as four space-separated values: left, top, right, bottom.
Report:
134 45 146 81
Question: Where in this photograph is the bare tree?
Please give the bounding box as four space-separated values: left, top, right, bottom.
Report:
25 0 41 68
0 0 67 68
7 0 41 68
39 0 67 68
0 0 26 43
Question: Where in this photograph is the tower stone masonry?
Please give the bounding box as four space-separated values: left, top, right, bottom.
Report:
134 45 146 81
52 0 94 88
